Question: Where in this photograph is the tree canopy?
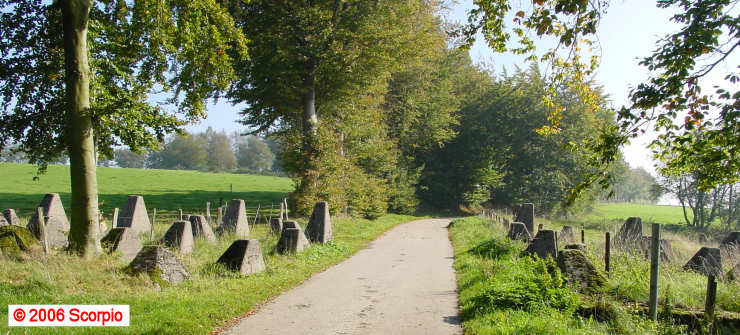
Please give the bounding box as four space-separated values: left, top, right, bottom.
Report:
462 0 739 203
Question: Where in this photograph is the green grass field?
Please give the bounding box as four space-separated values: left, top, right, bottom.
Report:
0 163 294 219
588 202 691 225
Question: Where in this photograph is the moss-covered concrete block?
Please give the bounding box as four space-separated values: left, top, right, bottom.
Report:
557 249 607 294
0 225 40 255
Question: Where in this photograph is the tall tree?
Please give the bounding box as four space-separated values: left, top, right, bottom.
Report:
236 136 274 172
148 133 208 170
203 128 237 171
0 0 246 257
224 0 442 214
114 149 147 169
421 66 614 213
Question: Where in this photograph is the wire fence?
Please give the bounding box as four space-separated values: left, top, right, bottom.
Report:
103 199 291 229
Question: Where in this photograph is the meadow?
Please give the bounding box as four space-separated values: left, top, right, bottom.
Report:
0 163 294 220
588 202 692 225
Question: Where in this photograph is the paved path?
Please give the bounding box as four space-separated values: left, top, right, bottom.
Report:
223 219 461 335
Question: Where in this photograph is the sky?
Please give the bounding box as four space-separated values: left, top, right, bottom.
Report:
186 0 727 177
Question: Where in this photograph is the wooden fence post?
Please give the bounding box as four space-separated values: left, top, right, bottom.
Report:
605 232 611 276
112 208 119 228
268 203 274 224
279 202 284 221
206 202 211 224
217 207 223 226
178 208 183 221
37 207 49 255
581 229 585 244
706 275 717 322
648 223 661 321
283 198 289 221
150 208 157 242
253 204 261 225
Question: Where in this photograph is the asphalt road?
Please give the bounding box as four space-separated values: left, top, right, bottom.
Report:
222 218 462 335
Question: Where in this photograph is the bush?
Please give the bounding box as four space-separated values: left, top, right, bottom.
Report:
291 147 389 220
464 256 579 315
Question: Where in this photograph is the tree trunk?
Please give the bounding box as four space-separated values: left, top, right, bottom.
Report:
302 73 318 142
679 178 692 226
62 0 102 258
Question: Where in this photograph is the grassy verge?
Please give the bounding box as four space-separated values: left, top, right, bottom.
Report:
0 214 421 334
539 217 740 314
449 216 696 334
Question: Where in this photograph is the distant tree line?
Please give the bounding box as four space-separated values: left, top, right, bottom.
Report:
111 128 281 175
605 165 661 204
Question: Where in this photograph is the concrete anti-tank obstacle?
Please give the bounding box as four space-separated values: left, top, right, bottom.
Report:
720 231 740 259
683 247 723 277
270 218 283 235
525 230 558 259
515 203 535 234
557 249 607 293
217 239 266 275
306 201 332 243
564 243 587 252
161 221 195 255
100 227 142 262
614 217 643 248
0 215 7 226
3 209 20 226
507 222 532 242
217 199 249 237
276 221 310 254
639 237 675 262
728 263 740 282
559 226 575 244
116 195 151 234
189 215 216 244
0 225 40 255
127 246 191 286
26 193 69 249
682 247 724 321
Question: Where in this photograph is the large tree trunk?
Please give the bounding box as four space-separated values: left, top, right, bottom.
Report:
301 73 318 163
62 0 101 258
302 74 318 138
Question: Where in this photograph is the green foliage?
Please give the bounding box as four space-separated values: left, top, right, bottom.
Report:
203 129 236 172
466 255 578 314
626 0 740 190
148 132 208 170
421 66 613 212
225 0 466 216
608 166 662 203
114 149 147 169
236 136 274 172
289 126 389 219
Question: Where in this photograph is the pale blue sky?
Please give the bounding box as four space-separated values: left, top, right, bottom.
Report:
187 0 716 175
